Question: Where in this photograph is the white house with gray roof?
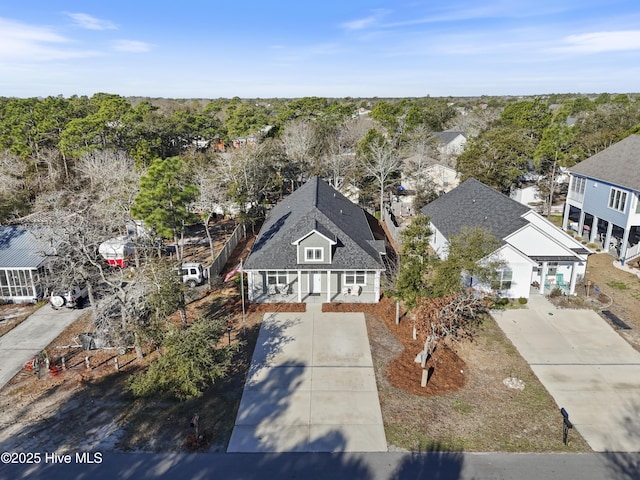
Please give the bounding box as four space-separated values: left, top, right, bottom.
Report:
0 226 51 303
422 178 591 298
244 177 386 303
434 130 467 156
562 134 640 265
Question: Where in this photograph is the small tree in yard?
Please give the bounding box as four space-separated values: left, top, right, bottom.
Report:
393 214 435 308
413 294 491 384
128 317 235 401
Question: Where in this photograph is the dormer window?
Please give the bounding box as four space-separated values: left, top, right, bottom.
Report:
305 247 323 262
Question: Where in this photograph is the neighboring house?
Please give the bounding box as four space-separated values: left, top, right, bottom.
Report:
422 178 591 298
562 134 640 264
0 226 52 303
434 130 467 156
401 162 460 194
244 176 386 303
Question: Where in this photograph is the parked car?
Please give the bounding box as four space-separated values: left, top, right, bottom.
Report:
49 286 88 309
178 262 207 288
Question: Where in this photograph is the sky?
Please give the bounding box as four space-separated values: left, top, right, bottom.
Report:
1 1 640 99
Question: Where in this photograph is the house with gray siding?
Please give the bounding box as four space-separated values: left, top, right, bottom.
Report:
0 226 51 303
244 177 386 303
562 134 640 264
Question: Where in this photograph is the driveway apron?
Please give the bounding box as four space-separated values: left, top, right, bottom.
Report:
0 305 87 389
227 309 387 453
493 295 640 452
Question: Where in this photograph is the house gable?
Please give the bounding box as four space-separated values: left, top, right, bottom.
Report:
294 230 335 264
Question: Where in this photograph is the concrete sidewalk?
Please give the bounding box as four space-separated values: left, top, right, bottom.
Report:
0 305 87 389
227 309 387 453
493 295 640 452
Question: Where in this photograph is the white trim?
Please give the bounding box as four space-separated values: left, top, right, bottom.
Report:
608 186 628 213
291 229 337 245
344 270 366 286
304 247 324 262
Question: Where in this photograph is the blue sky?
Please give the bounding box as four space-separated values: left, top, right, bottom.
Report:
1 1 640 98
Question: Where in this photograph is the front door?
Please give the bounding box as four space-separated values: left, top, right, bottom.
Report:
310 272 322 294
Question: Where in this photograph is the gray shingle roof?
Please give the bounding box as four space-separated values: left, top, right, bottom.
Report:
420 178 530 241
0 226 51 269
245 177 385 270
568 134 640 192
434 131 466 144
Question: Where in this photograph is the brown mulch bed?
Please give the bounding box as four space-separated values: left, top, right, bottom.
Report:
323 297 466 396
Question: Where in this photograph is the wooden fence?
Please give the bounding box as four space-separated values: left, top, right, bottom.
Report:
207 224 246 280
382 206 404 246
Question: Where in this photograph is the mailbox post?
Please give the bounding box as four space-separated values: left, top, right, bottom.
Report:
560 408 573 445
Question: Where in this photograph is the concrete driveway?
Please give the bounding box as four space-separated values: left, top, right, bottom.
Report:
227 307 387 453
493 295 640 452
0 304 87 389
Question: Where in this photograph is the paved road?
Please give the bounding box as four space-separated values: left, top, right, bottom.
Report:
1 451 638 480
493 294 640 452
0 304 87 389
228 306 386 452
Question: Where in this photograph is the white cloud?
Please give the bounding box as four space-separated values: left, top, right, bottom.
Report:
340 9 391 31
67 12 117 31
558 30 640 53
113 40 152 53
0 17 99 61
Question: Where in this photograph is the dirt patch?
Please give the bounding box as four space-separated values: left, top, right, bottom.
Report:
0 302 40 337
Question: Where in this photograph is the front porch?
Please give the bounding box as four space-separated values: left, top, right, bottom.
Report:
564 204 640 264
247 269 382 304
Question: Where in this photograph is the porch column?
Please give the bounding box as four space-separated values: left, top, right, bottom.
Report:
327 270 332 303
562 202 570 230
569 261 579 295
589 216 599 243
539 262 548 294
374 271 381 301
29 269 37 299
621 228 631 264
605 222 613 252
578 211 586 237
247 271 254 301
297 270 302 302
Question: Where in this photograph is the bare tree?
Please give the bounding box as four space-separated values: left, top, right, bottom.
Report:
362 138 400 215
413 294 490 385
281 119 315 189
192 160 229 262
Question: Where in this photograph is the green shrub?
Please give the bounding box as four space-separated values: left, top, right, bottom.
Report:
518 297 528 305
549 287 563 298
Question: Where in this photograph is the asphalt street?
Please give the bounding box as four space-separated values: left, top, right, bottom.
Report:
0 451 638 480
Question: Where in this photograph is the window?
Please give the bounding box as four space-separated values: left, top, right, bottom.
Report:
498 268 512 291
0 269 34 297
570 176 586 195
608 187 627 212
305 247 323 262
267 271 287 285
345 271 366 285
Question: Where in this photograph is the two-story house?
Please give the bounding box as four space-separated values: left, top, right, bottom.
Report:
244 177 386 303
562 134 640 265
